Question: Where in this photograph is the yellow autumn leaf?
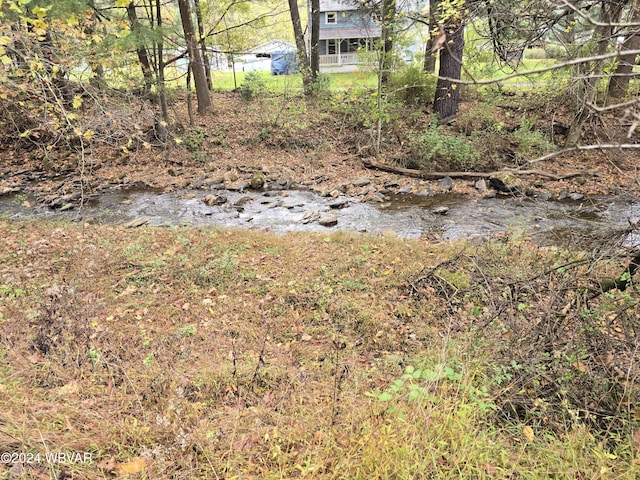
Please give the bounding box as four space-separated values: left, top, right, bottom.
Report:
32 5 51 18
72 95 83 109
0 55 11 66
115 457 147 475
83 129 95 141
0 36 12 46
522 425 534 441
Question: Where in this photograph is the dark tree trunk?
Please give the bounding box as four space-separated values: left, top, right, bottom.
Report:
288 0 312 95
178 0 212 115
127 2 154 93
423 0 438 74
433 22 465 122
310 0 320 81
607 4 640 98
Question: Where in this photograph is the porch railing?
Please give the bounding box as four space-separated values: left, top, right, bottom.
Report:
319 53 359 66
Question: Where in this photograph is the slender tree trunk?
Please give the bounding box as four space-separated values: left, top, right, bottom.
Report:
288 0 312 95
381 0 396 83
423 0 438 74
178 0 212 115
565 3 622 147
155 0 168 141
194 0 213 91
607 3 640 98
434 22 465 122
127 2 154 93
310 0 320 81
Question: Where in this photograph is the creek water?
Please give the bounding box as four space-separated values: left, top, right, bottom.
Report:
1 187 639 247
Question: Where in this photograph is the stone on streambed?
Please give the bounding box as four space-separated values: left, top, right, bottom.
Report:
123 216 151 228
203 194 227 206
328 198 349 209
432 206 449 215
474 178 487 192
301 210 321 224
437 176 454 191
318 214 338 227
250 172 266 190
353 176 371 188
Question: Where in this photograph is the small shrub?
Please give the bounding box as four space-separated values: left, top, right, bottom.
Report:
510 119 556 162
238 72 266 100
456 105 504 135
181 127 206 152
524 47 546 60
544 44 571 60
407 118 479 170
388 65 436 104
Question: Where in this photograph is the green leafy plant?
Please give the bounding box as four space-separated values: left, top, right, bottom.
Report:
238 71 266 100
510 118 556 162
388 65 436 104
407 118 479 170
181 127 206 152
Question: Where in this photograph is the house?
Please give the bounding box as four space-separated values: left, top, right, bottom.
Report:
312 0 381 72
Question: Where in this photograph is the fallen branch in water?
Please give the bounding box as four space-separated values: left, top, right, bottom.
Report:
362 159 598 181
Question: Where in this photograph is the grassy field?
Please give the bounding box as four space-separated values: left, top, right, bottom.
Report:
209 70 379 93
1 219 639 479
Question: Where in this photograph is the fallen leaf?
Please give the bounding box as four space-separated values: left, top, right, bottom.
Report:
522 425 535 442
115 457 148 475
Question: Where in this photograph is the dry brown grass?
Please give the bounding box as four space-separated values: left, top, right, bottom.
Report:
1 220 639 479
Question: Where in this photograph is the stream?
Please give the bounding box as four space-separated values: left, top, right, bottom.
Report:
1 187 639 247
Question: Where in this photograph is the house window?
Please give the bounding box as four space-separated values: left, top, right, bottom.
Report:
326 12 337 24
327 39 337 54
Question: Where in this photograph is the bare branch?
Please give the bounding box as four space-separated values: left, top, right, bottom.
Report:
525 144 640 165
434 49 640 85
558 0 640 28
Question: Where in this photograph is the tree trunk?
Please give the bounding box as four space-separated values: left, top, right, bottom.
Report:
194 0 213 91
607 3 640 98
155 0 168 142
433 22 465 122
310 0 320 82
423 0 438 74
565 2 623 147
178 0 212 115
288 0 312 95
127 2 154 94
381 0 396 83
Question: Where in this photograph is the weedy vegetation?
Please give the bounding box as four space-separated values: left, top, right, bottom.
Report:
1 220 639 478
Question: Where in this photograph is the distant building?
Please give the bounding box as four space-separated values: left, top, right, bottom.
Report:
235 40 297 72
173 46 229 73
312 0 381 72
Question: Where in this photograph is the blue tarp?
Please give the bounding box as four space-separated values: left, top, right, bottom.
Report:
270 51 298 75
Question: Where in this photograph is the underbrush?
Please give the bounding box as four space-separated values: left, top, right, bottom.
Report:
1 220 639 478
